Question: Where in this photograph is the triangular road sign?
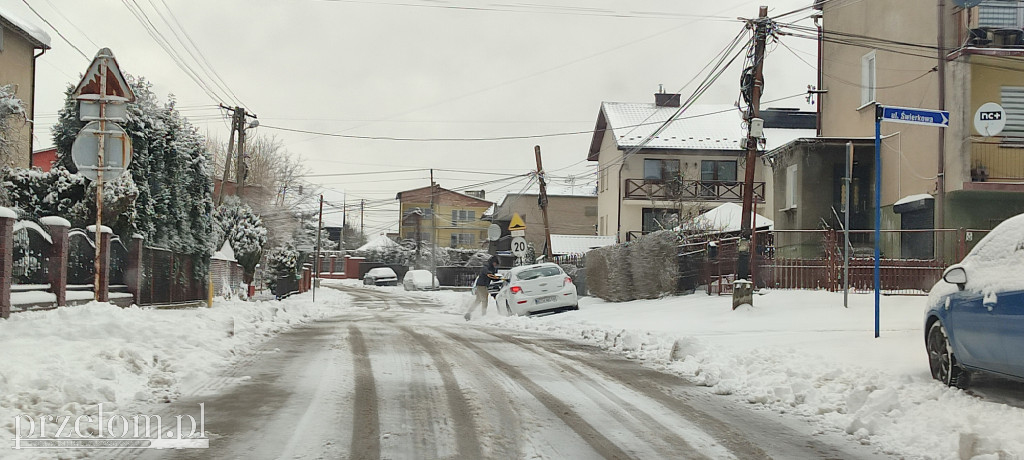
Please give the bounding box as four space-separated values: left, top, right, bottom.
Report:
508 213 527 231
73 48 135 102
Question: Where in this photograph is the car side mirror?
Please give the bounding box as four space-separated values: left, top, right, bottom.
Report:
943 266 967 291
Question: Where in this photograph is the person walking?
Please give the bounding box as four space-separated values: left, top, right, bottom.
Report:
465 257 501 320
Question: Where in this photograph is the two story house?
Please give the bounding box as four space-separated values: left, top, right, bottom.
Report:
0 8 50 168
768 0 1024 260
396 184 491 249
588 92 814 242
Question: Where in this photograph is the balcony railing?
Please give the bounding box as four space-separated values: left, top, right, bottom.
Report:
970 139 1024 181
623 179 765 203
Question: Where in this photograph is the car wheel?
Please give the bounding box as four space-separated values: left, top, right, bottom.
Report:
927 321 971 389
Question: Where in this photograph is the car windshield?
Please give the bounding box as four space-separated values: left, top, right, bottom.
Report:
516 266 561 281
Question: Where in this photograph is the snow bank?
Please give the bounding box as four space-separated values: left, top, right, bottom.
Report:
480 290 1024 459
0 290 348 458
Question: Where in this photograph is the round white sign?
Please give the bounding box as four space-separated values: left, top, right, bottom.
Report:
71 121 133 181
974 102 1007 137
487 224 501 241
511 236 527 257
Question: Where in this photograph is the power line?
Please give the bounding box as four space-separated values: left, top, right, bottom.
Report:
18 0 88 59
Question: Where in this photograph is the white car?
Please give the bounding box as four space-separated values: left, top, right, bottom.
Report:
363 267 399 286
495 263 578 316
402 269 439 291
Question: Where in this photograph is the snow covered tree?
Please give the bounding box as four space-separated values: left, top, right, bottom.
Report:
0 84 25 168
214 197 267 284
263 243 299 293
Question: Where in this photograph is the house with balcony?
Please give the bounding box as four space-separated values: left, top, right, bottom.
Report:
396 184 491 249
587 92 814 242
768 0 1024 259
0 9 50 168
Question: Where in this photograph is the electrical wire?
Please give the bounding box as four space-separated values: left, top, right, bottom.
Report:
18 0 88 59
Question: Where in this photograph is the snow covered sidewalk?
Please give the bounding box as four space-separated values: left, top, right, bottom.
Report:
450 289 1024 460
0 289 347 457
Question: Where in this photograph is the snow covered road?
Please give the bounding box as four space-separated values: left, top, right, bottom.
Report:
135 284 892 460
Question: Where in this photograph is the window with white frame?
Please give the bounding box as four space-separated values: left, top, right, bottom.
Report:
861 51 876 107
451 209 475 224
450 233 475 247
785 164 798 210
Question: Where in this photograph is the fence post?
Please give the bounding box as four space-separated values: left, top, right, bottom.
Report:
41 217 71 307
957 227 967 262
0 207 14 318
126 235 144 306
329 255 337 275
93 226 112 303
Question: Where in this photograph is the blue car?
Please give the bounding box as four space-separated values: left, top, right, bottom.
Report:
925 213 1024 389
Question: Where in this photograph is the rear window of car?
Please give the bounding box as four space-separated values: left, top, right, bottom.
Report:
515 266 562 281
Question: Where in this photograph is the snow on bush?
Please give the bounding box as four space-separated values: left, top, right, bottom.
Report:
0 291 346 457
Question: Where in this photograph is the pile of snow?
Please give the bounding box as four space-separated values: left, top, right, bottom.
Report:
0 290 348 457
476 290 1024 459
356 235 400 252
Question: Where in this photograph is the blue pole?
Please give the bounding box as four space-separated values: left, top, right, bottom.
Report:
874 106 882 339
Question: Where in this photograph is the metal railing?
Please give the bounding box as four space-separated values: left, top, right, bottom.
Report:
623 179 765 202
970 139 1024 182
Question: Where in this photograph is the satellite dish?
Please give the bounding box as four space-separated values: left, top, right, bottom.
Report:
953 0 983 8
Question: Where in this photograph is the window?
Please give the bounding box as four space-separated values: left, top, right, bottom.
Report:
599 167 608 192
643 159 680 182
700 160 737 182
785 164 798 210
584 206 597 217
449 233 475 247
642 208 678 233
1001 86 1024 137
451 209 475 223
861 51 876 107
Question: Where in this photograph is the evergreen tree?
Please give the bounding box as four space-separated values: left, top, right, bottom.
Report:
214 197 267 284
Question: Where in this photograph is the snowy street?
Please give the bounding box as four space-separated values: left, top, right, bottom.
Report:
129 283 891 460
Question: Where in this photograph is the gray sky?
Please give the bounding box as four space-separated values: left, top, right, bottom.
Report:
6 0 818 234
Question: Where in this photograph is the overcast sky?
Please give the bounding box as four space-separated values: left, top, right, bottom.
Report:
5 0 818 234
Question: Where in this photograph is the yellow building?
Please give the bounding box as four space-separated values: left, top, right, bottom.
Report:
0 10 50 167
395 185 492 249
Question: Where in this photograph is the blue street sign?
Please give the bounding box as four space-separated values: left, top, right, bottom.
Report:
880 105 949 127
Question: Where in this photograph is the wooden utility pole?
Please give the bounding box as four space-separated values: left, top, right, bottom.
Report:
313 194 323 302
360 199 365 236
534 145 553 259
235 107 248 200
216 105 239 205
737 5 769 282
429 169 437 279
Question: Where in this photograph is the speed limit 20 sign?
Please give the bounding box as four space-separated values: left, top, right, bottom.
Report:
511 236 527 257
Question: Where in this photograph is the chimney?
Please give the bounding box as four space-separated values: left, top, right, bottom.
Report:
655 92 680 108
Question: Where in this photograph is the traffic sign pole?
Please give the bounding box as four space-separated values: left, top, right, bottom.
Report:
93 58 108 302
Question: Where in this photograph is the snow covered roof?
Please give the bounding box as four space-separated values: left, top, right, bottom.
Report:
683 202 774 234
212 240 236 261
590 102 816 157
356 235 400 252
550 235 616 255
894 193 933 206
0 6 51 48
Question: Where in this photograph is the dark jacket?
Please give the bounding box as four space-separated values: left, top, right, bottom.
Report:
475 263 497 287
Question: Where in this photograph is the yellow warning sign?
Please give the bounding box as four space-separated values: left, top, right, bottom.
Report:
508 213 527 231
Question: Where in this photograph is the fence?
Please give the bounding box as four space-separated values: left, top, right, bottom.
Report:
0 210 218 317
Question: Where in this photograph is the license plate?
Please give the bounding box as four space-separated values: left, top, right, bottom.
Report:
535 296 556 304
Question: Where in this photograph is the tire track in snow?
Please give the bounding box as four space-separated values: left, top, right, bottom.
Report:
439 328 634 460
479 329 720 460
398 325 484 460
348 324 381 459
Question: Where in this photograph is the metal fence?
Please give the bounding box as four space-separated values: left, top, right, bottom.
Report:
139 246 204 306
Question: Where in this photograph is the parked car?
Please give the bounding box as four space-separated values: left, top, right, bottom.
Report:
403 269 439 291
925 213 1024 389
495 263 578 316
363 267 398 286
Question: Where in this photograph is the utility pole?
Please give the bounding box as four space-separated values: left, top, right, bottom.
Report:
217 106 239 205
360 199 365 236
429 169 437 279
341 192 347 250
313 194 323 302
735 5 769 309
935 0 947 258
534 145 554 259
235 107 247 200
